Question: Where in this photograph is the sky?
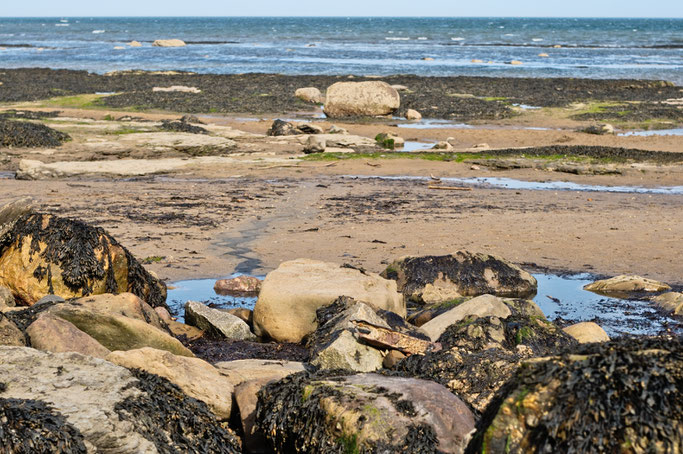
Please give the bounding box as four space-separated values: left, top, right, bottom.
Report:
2 0 682 18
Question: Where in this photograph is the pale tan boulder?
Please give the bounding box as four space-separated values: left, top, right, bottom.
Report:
185 300 256 340
420 294 512 341
405 109 422 120
152 39 186 47
253 259 404 343
128 40 142 47
562 322 610 344
323 81 400 118
27 313 111 358
214 275 262 295
295 87 324 104
651 292 683 316
72 293 167 330
107 347 234 420
215 358 306 387
584 275 671 294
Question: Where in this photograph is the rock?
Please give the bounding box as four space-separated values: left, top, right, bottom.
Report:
432 141 454 151
562 321 610 343
472 143 490 149
303 135 326 153
0 198 34 244
152 85 201 93
215 358 306 387
253 259 404 343
509 60 523 65
0 347 241 453
167 319 203 340
294 87 324 104
185 300 256 340
391 84 409 91
383 349 406 368
114 46 126 50
375 132 405 149
420 294 512 341
405 109 422 120
154 306 172 323
267 119 301 136
106 347 235 420
423 57 435 61
69 293 167 330
397 311 576 414
48 302 193 356
651 292 683 316
27 313 111 357
152 39 186 47
323 81 400 118
470 337 682 453
297 123 325 134
255 372 476 454
0 212 167 307
0 313 25 346
584 275 671 294
0 285 15 308
538 52 550 57
0 119 71 148
471 59 484 63
180 114 204 124
553 44 562 48
226 307 253 326
581 123 615 135
128 40 142 47
470 164 481 170
214 275 261 295
313 328 384 372
327 124 348 134
382 251 538 304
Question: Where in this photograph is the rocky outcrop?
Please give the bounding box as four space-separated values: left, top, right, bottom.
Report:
106 347 235 421
323 81 400 118
469 337 682 453
0 347 241 453
397 302 576 414
562 321 610 343
253 259 404 343
255 371 476 453
652 292 683 316
295 87 324 104
584 275 671 294
185 300 256 340
152 39 186 47
214 275 261 295
0 212 167 307
382 251 538 304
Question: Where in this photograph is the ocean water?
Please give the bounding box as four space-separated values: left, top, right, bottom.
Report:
0 17 681 83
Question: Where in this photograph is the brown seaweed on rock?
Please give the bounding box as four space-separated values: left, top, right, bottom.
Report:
468 336 683 454
0 119 70 148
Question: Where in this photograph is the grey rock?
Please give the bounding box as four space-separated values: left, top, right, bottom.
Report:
303 135 326 154
185 300 256 340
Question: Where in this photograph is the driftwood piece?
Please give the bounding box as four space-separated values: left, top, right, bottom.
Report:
353 320 441 356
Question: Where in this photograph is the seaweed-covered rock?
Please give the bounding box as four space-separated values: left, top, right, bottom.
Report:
255 371 475 453
468 337 683 454
396 310 576 414
382 251 537 304
267 119 302 136
160 119 208 134
420 294 511 341
0 119 70 148
253 259 404 343
0 346 241 453
0 212 167 307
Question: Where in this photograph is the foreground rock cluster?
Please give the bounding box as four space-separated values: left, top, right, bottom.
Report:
0 203 680 453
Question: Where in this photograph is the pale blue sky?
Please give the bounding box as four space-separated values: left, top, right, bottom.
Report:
2 0 682 18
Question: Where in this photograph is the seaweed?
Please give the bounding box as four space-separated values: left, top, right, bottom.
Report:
160 119 208 134
0 119 70 148
114 369 241 454
0 395 87 454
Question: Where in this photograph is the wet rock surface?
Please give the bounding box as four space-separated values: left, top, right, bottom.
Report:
255 370 476 454
0 119 70 148
468 336 683 453
0 212 167 307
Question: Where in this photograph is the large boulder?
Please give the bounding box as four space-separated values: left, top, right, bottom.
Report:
584 275 671 295
106 347 235 421
420 294 512 341
294 87 324 104
185 300 256 340
382 251 538 304
27 313 111 358
397 303 576 414
469 337 682 453
255 372 476 453
0 347 241 453
0 211 167 307
253 259 404 343
323 81 400 118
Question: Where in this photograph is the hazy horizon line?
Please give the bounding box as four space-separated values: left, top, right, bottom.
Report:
1 15 681 19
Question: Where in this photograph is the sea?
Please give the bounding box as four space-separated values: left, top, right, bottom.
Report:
0 17 681 83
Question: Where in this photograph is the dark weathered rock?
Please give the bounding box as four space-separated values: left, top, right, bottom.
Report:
396 310 576 414
0 213 167 308
255 371 475 453
267 119 301 136
0 313 26 346
160 119 208 134
0 119 70 148
382 251 538 304
468 337 683 454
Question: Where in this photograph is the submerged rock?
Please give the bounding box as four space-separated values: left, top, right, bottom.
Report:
584 274 671 295
255 371 475 453
323 81 400 118
382 251 538 304
469 337 682 453
0 347 241 453
253 259 404 343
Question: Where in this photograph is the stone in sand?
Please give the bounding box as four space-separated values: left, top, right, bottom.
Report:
253 259 404 343
323 81 400 118
303 135 326 153
432 141 453 151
